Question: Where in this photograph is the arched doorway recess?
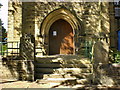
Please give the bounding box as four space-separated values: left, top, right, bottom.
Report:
40 8 80 55
49 19 74 55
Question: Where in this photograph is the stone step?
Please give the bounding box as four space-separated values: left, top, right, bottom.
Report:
35 55 91 64
35 55 92 81
35 57 90 61
35 59 91 64
35 63 92 68
36 55 86 59
35 68 92 74
36 78 91 84
34 73 93 79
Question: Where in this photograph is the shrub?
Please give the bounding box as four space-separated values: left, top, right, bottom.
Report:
109 49 120 63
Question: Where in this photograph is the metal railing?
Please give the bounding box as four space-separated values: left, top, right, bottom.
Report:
0 40 94 61
84 40 94 60
0 41 20 57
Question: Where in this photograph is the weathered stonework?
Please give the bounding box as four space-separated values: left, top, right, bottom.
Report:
0 59 34 81
7 1 22 55
7 2 116 57
8 1 22 42
20 2 111 57
4 1 120 87
20 33 35 60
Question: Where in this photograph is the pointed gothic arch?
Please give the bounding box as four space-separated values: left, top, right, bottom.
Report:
40 8 80 55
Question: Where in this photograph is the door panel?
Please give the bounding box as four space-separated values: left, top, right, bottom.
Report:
49 19 74 55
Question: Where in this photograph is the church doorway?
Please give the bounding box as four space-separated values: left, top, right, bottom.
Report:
49 19 74 55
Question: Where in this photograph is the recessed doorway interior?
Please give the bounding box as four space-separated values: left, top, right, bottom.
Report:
49 19 74 55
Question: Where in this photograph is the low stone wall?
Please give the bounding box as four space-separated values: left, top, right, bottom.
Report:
93 63 120 86
1 57 120 86
0 59 34 81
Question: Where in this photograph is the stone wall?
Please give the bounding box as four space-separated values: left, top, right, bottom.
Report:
33 2 110 56
7 2 117 57
34 2 110 34
7 1 22 55
0 59 34 81
22 2 35 35
8 1 22 42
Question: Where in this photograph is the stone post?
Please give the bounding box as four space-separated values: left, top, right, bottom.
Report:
20 34 35 81
93 40 110 85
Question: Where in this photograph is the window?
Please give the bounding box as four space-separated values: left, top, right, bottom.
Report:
114 1 120 28
114 1 120 6
115 7 120 17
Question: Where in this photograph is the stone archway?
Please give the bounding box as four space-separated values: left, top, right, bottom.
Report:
40 8 80 55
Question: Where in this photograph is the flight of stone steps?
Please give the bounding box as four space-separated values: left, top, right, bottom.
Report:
34 55 93 85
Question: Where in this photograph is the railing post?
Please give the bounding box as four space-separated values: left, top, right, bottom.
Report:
6 42 8 56
17 42 18 56
1 43 3 56
0 42 2 55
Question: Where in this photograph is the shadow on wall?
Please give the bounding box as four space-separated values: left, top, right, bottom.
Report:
20 33 35 60
1 57 34 81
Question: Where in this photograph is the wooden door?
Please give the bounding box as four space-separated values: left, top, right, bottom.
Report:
49 19 74 55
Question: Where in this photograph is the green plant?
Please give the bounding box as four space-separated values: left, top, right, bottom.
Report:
109 49 120 63
1 44 7 55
